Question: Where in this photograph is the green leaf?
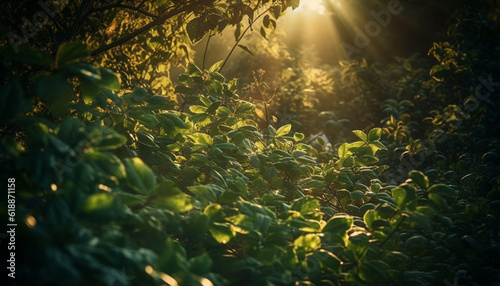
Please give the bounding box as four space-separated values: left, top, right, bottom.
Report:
260 27 267 39
131 87 148 103
189 253 213 275
292 197 320 214
427 184 457 207
404 235 428 251
92 128 127 151
98 68 121 91
81 193 115 212
216 106 231 117
374 204 397 219
204 204 222 219
187 153 209 165
189 132 213 146
409 170 429 189
123 158 156 194
236 101 255 114
255 108 266 120
369 141 387 152
268 125 277 138
238 201 275 218
367 128 382 141
213 143 237 150
338 143 351 159
57 118 86 147
210 72 226 83
188 62 203 76
323 215 353 245
186 17 207 45
427 184 456 198
337 171 353 186
237 44 254 56
263 15 271 28
56 41 90 65
385 251 409 265
358 260 391 282
294 234 321 253
205 79 223 95
64 63 101 84
148 95 168 107
352 130 367 142
315 250 341 275
209 222 235 243
154 180 193 212
299 178 326 192
293 132 305 141
350 190 365 200
35 74 73 103
158 113 188 129
101 89 122 104
208 60 224 72
363 209 376 229
178 74 193 85
429 64 450 82
249 155 262 168
86 151 126 180
275 124 292 137
391 186 417 210
189 105 208 114
188 184 225 203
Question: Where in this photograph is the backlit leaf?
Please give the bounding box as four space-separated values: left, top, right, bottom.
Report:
275 124 292 137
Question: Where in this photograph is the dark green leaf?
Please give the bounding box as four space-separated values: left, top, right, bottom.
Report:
56 41 90 65
367 128 382 141
409 170 429 190
123 158 156 194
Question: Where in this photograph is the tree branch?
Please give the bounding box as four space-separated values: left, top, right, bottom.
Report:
69 0 93 41
90 0 216 57
84 2 159 18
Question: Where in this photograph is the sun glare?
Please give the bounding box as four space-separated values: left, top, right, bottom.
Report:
295 0 326 15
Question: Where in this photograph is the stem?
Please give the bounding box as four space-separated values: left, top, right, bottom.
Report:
218 7 271 73
380 214 407 248
68 0 93 41
82 2 158 19
202 33 213 70
130 194 157 212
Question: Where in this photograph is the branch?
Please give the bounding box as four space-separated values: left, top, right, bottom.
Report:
68 0 93 41
84 2 159 18
91 0 216 57
202 33 213 70
137 0 148 9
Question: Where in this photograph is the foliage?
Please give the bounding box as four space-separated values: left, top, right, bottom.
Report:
1 1 500 286
0 0 295 94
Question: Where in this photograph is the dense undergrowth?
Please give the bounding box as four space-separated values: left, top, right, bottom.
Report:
1 1 500 285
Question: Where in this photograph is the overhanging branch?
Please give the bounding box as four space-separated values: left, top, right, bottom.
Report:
90 0 216 57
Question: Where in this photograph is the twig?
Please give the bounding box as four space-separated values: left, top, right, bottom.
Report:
69 0 93 41
380 214 407 248
218 6 271 73
202 33 213 70
83 2 159 18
